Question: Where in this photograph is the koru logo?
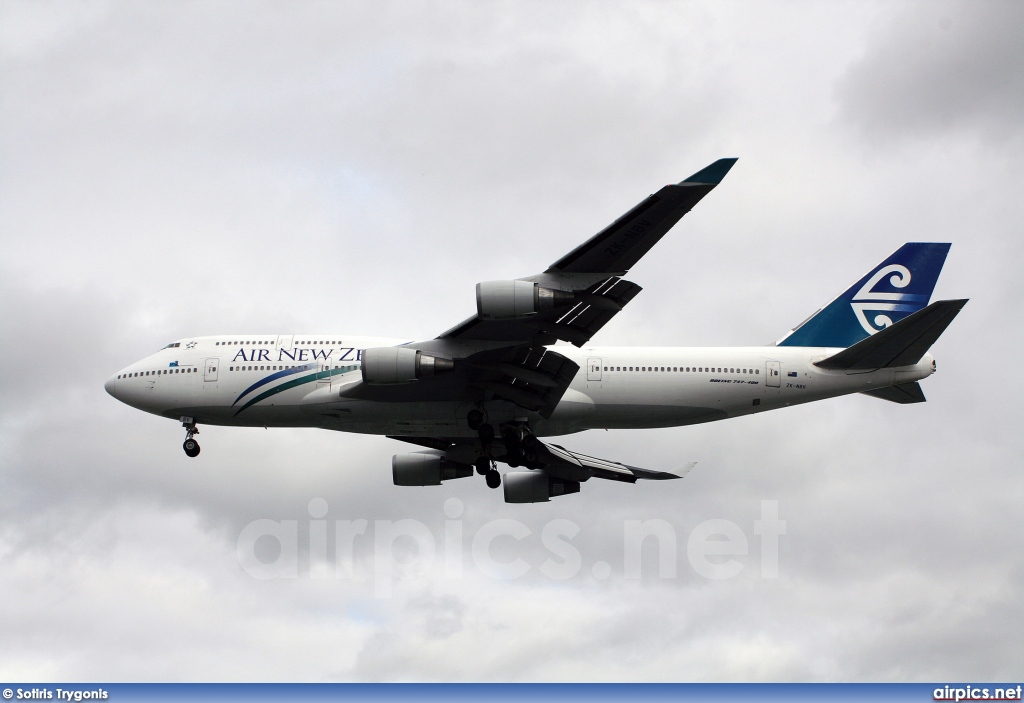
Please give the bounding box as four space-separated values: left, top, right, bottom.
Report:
850 264 912 335
185 341 197 349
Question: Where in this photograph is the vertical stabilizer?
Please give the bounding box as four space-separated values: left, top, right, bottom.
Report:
777 242 951 348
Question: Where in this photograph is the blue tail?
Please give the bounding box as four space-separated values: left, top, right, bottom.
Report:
777 242 951 348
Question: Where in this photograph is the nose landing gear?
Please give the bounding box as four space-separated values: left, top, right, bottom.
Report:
181 417 200 458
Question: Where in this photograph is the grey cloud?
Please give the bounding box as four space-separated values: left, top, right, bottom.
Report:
836 0 1024 143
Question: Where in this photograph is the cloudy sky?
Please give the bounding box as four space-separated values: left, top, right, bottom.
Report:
2 0 1022 682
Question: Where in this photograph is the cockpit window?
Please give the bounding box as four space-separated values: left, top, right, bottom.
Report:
163 342 181 349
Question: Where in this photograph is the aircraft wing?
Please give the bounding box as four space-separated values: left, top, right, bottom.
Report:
388 434 696 484
537 441 694 483
322 159 736 419
439 158 738 348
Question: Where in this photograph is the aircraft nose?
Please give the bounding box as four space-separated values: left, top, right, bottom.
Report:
104 374 119 399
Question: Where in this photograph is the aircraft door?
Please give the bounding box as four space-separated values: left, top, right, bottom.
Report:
204 358 220 382
277 335 293 353
316 360 333 388
587 357 603 382
765 361 781 388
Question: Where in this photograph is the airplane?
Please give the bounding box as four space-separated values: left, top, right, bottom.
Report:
104 158 967 503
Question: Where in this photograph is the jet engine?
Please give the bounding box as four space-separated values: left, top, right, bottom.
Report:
476 280 574 319
361 347 454 384
392 451 474 486
502 470 581 503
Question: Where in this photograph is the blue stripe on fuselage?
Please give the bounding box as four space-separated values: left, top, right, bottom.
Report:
232 365 312 407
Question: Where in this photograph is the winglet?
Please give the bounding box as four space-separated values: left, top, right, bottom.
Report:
674 461 697 478
681 158 738 185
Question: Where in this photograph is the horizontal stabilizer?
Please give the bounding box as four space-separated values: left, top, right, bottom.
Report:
816 299 967 370
862 382 927 404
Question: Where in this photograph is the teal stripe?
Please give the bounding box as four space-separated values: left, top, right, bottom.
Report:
233 367 354 416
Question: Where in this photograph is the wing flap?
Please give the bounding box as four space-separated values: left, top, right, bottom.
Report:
471 347 579 419
441 276 642 347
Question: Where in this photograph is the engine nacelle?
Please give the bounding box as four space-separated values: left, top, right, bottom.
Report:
361 347 454 384
476 280 574 319
503 470 581 503
392 451 473 486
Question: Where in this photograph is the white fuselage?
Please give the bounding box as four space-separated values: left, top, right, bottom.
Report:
104 335 935 438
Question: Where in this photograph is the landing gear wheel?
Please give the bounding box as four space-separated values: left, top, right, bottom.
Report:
181 417 201 457
467 410 484 431
475 457 491 476
522 433 538 450
485 469 501 489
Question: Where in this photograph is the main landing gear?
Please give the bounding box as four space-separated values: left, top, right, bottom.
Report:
475 457 502 489
181 417 200 458
468 409 501 489
466 409 542 487
502 426 539 469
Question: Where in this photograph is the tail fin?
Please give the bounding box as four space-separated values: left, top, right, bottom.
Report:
777 242 951 348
